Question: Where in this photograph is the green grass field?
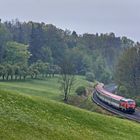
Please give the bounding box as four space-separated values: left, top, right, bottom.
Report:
1 90 140 140
0 76 140 140
0 76 89 101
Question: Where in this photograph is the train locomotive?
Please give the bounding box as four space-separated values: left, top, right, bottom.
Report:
95 83 136 113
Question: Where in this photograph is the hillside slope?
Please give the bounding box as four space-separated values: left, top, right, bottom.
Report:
0 76 89 100
0 90 140 140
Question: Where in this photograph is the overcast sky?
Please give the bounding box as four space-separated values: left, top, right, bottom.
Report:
0 0 140 41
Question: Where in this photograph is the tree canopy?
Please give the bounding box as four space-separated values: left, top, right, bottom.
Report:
115 45 140 96
0 19 137 84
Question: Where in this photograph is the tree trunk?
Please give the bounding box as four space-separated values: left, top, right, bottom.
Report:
15 75 17 80
52 73 55 77
20 75 22 80
2 75 5 80
23 76 26 80
11 75 13 80
64 92 68 102
6 75 9 80
35 74 37 79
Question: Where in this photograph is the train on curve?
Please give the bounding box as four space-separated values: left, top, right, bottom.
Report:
95 83 136 113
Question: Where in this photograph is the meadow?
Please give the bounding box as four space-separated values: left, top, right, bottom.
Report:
0 76 89 101
0 76 140 140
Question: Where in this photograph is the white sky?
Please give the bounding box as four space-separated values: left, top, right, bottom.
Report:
0 0 140 41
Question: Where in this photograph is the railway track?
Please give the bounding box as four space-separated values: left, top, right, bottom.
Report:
92 91 140 123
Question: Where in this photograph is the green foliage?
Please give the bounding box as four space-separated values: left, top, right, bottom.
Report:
4 19 32 44
135 97 140 106
75 86 86 96
0 19 137 84
5 41 31 64
59 49 76 101
0 62 59 81
41 47 53 63
115 45 140 96
93 81 98 88
100 69 111 84
118 85 128 96
0 23 11 63
85 72 95 82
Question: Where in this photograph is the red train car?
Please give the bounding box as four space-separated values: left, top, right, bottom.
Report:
95 83 136 113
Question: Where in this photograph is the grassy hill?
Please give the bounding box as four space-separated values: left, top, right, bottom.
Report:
1 90 140 140
0 76 140 140
0 76 88 100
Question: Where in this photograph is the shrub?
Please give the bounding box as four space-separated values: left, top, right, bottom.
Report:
93 81 98 88
135 98 140 107
118 85 128 96
85 72 95 82
76 86 87 96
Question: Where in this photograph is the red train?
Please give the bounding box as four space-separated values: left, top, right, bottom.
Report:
95 83 136 113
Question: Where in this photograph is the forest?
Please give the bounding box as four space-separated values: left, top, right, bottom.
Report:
0 19 139 99
0 19 134 83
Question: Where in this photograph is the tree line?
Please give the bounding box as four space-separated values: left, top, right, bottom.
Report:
115 44 140 97
0 61 59 81
0 19 136 83
0 19 140 101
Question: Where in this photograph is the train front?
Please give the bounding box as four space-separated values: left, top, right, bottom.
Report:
127 99 136 113
120 99 136 113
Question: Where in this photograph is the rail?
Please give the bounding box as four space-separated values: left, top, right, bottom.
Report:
92 90 140 123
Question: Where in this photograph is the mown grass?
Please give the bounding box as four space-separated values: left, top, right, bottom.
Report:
0 76 140 140
0 75 111 115
1 90 140 140
0 76 89 101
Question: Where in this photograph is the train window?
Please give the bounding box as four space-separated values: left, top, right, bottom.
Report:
128 101 134 104
112 98 119 104
120 99 123 101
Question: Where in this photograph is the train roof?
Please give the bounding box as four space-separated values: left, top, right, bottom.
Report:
121 98 135 102
96 85 123 100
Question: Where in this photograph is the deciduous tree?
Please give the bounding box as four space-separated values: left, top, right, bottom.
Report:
59 50 75 102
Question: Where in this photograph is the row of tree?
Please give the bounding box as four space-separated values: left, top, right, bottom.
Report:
0 61 59 81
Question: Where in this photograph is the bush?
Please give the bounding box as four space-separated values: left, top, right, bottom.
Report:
93 81 98 88
100 71 111 84
118 85 128 96
76 86 87 96
135 98 140 107
85 72 95 82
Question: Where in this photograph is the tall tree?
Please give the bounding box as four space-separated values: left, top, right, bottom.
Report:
29 22 45 63
4 41 31 65
0 23 11 63
59 50 75 102
115 45 140 96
